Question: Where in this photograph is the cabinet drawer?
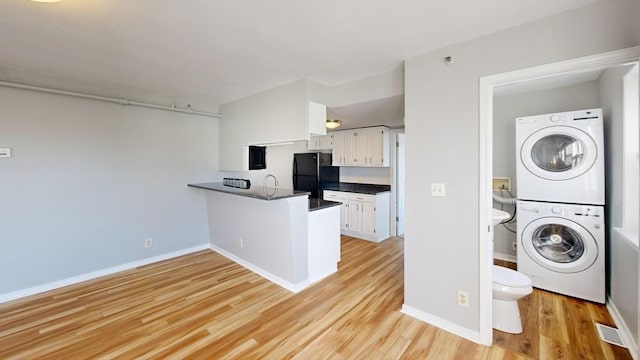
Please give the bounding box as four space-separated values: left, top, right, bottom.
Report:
347 193 375 203
324 190 347 201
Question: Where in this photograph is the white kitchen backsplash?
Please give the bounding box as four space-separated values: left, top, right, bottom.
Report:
339 166 391 185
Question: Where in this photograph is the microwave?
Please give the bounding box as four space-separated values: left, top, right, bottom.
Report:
248 145 266 170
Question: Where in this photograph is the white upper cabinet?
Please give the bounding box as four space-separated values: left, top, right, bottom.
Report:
307 133 333 150
331 126 389 167
331 131 345 165
308 101 327 136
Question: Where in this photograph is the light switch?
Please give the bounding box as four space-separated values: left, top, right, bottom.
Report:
431 183 445 197
0 148 11 158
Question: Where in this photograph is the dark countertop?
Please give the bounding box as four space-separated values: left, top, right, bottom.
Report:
323 182 391 195
308 198 342 212
188 182 310 201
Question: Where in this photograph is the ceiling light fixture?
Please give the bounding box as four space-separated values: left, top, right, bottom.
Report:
326 119 342 130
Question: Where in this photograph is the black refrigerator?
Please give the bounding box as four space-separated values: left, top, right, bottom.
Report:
293 153 339 199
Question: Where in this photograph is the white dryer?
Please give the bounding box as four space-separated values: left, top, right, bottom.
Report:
515 108 604 205
516 200 605 303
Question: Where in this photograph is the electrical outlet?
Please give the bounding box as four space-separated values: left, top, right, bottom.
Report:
431 183 446 197
144 238 153 248
457 290 469 308
512 242 517 251
238 238 244 248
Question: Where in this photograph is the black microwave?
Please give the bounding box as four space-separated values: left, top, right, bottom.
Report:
248 145 266 170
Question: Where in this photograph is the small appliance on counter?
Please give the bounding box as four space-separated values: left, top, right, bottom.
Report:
223 177 251 189
292 153 339 199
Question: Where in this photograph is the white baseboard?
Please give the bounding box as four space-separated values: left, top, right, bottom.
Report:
401 304 482 344
209 245 315 293
606 297 639 360
493 252 517 263
0 244 210 304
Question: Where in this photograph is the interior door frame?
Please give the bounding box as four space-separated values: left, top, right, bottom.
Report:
477 46 640 345
390 128 405 237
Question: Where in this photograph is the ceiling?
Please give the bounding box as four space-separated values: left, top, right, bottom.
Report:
0 1 595 114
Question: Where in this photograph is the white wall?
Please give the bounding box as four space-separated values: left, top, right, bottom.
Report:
599 65 639 351
206 191 309 285
0 87 219 297
330 67 404 108
492 81 600 259
403 0 639 339
220 141 309 190
218 79 330 171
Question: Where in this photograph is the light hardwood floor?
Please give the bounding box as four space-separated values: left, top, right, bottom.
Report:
0 236 632 359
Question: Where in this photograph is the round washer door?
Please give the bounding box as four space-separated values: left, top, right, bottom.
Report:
520 217 598 273
520 126 597 181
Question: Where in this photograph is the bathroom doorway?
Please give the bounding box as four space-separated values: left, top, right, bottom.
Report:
477 46 640 345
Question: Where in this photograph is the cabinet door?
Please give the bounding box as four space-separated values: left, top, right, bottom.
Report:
354 128 369 165
324 190 349 231
347 200 362 233
320 134 333 149
307 135 320 150
368 127 385 165
308 101 327 136
341 202 350 231
343 130 357 165
362 203 376 236
332 131 344 166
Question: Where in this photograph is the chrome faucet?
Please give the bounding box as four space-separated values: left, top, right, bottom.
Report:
263 174 279 189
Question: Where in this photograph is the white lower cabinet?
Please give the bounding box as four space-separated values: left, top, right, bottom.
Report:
324 190 390 242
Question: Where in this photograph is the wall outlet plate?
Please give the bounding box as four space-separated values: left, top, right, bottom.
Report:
0 148 11 158
457 290 469 308
431 183 446 197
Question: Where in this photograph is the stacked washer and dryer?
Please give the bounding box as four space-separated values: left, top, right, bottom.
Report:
515 108 605 303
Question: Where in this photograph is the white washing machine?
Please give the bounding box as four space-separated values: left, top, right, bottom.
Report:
516 200 605 303
515 108 604 205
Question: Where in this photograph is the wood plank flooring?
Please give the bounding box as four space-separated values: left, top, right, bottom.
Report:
493 259 632 360
0 237 632 359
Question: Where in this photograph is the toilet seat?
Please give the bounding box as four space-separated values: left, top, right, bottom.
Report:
493 265 531 288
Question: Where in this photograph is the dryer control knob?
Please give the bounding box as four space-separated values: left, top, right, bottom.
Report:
551 206 561 214
550 115 561 122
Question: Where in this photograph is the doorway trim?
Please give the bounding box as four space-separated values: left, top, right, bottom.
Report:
390 128 405 237
478 46 640 345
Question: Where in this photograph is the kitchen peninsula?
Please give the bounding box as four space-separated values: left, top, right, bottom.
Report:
188 182 341 292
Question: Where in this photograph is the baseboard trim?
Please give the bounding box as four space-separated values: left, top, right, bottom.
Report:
208 245 312 293
0 244 210 304
606 296 639 360
401 304 483 345
493 253 517 263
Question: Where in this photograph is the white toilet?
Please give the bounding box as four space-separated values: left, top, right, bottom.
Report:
492 265 533 334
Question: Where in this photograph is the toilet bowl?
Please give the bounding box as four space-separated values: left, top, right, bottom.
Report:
492 265 533 334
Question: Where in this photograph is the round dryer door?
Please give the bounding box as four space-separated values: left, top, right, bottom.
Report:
520 217 598 273
520 126 597 181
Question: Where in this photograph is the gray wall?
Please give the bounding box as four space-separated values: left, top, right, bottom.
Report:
492 81 600 259
599 65 639 347
404 0 639 335
0 87 219 295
